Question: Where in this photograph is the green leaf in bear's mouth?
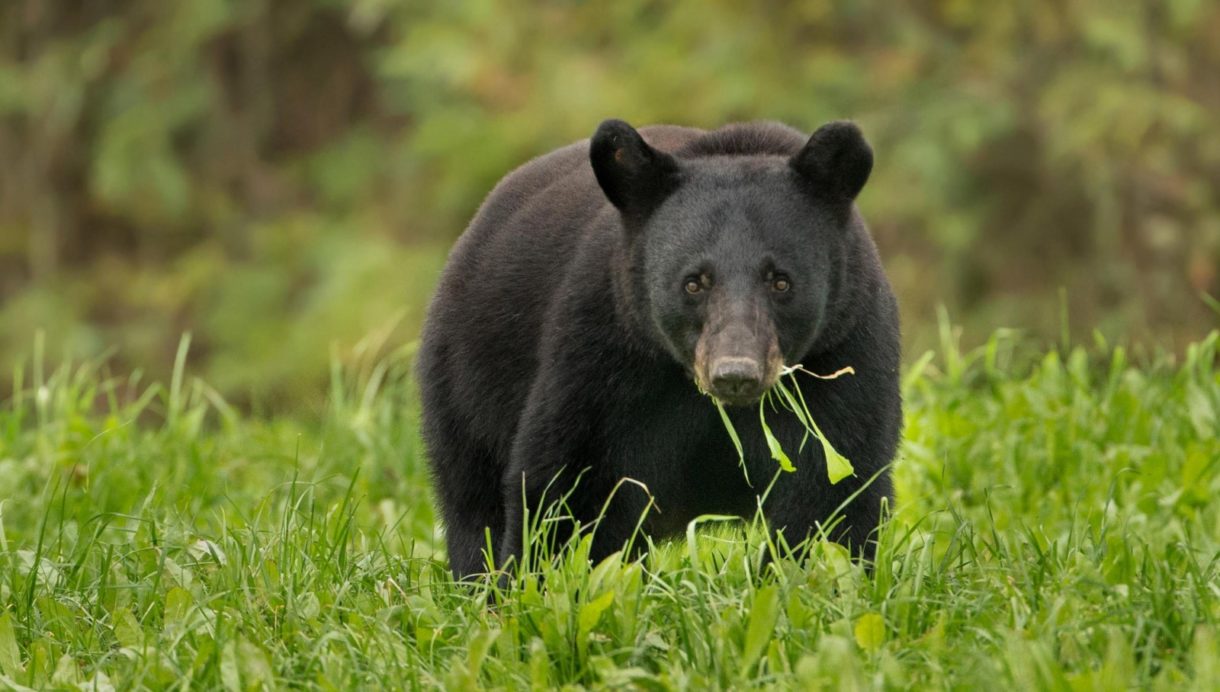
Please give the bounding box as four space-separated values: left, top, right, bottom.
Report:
713 399 751 486
759 404 796 473
707 364 856 485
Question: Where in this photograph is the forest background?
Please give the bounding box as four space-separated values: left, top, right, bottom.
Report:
2 0 1218 409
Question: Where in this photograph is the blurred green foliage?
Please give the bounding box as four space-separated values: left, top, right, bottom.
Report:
2 0 1218 408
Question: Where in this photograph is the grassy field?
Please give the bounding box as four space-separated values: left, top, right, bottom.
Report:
1 326 1218 690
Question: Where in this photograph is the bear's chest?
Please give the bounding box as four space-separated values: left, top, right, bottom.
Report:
600 379 757 536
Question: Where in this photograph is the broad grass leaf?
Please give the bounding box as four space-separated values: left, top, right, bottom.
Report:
1185 382 1216 438
238 639 274 689
0 611 24 678
450 628 500 687
112 608 143 649
49 653 78 687
854 612 886 651
164 586 192 628
578 590 616 639
25 639 51 688
220 640 240 692
742 585 781 670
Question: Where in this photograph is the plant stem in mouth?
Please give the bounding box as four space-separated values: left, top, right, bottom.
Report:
708 363 857 483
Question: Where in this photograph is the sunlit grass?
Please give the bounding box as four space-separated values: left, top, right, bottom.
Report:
0 329 1218 688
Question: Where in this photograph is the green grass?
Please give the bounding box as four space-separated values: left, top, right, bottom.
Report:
1 327 1218 690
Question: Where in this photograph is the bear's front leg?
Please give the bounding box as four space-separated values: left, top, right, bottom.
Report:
761 467 892 565
495 374 653 575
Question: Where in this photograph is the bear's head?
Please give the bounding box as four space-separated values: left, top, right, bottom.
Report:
591 119 873 406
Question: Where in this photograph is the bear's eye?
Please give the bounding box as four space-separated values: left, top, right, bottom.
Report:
771 275 791 293
683 276 704 295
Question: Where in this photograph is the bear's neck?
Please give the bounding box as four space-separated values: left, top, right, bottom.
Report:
610 234 666 356
809 218 884 357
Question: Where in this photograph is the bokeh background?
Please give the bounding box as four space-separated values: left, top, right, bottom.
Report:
2 0 1219 411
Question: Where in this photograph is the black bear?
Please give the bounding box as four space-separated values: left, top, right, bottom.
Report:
417 119 901 580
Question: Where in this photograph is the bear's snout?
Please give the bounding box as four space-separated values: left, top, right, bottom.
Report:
710 357 764 402
693 298 782 405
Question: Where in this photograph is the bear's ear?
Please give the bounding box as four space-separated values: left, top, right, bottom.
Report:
789 121 873 203
590 119 680 216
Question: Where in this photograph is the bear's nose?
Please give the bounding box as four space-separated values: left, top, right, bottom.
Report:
710 357 764 399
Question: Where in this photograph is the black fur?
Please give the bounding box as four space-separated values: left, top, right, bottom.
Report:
417 119 901 580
